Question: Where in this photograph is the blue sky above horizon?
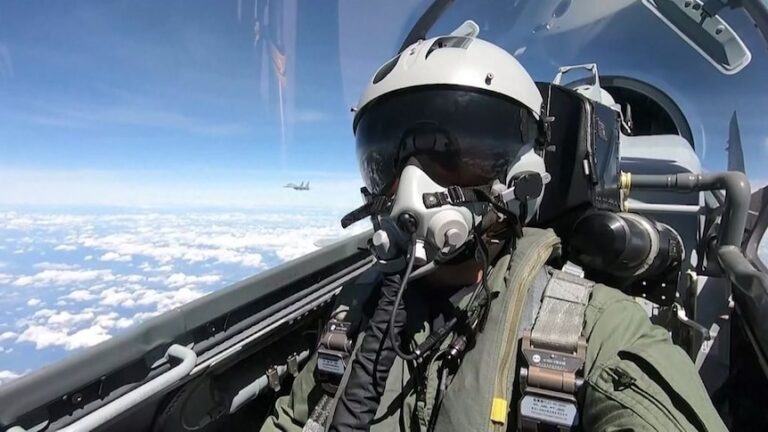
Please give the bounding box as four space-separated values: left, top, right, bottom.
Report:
0 0 767 209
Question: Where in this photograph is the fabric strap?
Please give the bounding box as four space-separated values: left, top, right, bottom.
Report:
530 270 594 353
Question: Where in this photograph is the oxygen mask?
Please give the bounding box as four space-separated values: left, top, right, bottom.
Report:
371 161 483 267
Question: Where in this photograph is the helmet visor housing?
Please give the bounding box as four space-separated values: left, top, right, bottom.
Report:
354 85 538 195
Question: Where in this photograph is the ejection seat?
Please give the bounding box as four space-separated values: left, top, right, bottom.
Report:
534 82 701 261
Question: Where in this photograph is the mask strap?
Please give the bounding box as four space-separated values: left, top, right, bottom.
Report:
422 185 524 239
340 194 391 228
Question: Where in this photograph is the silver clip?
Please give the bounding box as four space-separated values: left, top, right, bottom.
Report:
267 365 281 391
287 353 300 377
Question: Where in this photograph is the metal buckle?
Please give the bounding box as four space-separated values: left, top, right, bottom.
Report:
446 185 465 203
518 330 586 431
315 320 352 393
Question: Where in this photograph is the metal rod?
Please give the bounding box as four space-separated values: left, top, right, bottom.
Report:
57 345 196 432
229 350 311 414
630 172 750 247
624 199 702 214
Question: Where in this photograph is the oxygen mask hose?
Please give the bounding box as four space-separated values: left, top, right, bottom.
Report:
329 244 414 432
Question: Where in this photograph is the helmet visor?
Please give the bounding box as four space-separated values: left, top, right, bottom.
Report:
354 86 538 195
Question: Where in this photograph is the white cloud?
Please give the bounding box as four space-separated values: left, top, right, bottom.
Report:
99 252 132 262
0 370 23 386
63 289 96 302
0 331 17 342
53 244 77 251
93 313 120 329
117 274 145 283
115 317 134 328
99 288 136 307
134 287 205 312
13 269 114 287
16 319 110 351
131 311 161 322
79 232 266 268
17 325 68 349
62 325 111 350
0 273 13 284
47 311 95 326
166 272 221 288
33 262 80 270
26 298 41 307
32 308 57 319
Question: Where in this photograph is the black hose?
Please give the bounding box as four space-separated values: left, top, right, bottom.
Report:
329 270 411 431
388 243 470 362
389 245 419 361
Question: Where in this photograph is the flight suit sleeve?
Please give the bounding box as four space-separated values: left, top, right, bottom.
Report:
260 268 380 431
259 353 325 432
580 284 727 432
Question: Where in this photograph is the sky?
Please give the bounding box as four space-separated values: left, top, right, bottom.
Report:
0 0 767 385
0 0 767 208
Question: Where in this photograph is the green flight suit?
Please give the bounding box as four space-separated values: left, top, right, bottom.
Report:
260 228 726 432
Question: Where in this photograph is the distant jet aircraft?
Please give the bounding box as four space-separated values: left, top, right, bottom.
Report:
284 181 310 191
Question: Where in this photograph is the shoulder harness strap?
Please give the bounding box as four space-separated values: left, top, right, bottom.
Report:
519 267 594 432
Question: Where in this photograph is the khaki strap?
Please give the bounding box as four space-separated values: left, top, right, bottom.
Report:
519 269 593 432
530 270 593 353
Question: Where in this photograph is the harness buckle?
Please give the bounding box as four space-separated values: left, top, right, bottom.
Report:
315 320 353 394
518 331 586 431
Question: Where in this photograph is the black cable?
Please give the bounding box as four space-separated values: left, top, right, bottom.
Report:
476 238 492 331
472 221 492 311
389 240 419 361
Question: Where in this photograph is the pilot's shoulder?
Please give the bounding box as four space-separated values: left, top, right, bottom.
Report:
583 284 673 369
332 265 381 315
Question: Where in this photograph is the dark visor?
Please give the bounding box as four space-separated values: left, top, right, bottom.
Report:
354 85 538 195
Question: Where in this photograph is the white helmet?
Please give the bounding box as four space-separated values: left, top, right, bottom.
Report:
355 27 543 119
352 23 546 198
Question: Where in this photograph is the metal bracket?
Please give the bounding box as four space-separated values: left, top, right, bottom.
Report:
675 303 713 341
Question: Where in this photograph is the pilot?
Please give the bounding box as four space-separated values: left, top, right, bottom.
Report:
260 31 726 432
